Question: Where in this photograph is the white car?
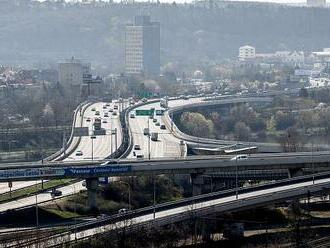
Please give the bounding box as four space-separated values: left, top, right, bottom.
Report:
230 154 248 161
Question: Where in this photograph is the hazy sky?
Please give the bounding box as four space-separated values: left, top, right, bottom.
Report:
60 0 309 5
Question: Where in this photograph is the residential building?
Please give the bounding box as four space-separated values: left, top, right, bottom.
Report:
238 45 256 61
125 16 160 76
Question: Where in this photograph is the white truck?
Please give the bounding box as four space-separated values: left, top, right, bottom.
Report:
160 98 168 108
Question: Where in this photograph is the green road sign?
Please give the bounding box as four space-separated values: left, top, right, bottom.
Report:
136 109 155 116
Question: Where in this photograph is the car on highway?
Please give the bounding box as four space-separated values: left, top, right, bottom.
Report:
109 108 113 112
95 111 100 116
155 122 160 126
86 118 91 122
102 120 107 123
103 105 107 109
91 108 96 111
114 105 118 110
104 113 109 117
113 111 117 116
118 208 128 214
136 153 144 159
106 103 111 107
101 160 119 165
230 154 248 161
134 144 141 150
130 113 135 118
50 189 62 197
160 124 166 130
76 151 83 156
153 118 157 123
141 98 147 103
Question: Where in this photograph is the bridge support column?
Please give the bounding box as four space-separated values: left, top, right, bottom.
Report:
191 173 204 196
86 178 98 211
288 168 303 178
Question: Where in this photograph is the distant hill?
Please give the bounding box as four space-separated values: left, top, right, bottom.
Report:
0 1 329 73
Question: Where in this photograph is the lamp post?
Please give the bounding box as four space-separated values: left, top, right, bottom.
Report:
35 180 39 248
312 141 315 185
153 175 156 219
235 153 238 199
148 117 151 160
71 184 77 242
91 136 96 161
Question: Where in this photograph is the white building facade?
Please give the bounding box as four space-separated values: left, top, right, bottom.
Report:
238 45 256 61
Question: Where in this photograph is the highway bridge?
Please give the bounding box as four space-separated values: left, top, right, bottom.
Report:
0 151 329 182
10 171 330 247
2 93 330 244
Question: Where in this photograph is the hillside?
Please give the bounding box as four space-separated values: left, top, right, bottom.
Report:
0 1 329 73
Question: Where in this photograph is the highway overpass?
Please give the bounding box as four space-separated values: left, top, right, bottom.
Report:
0 151 328 182
10 171 330 247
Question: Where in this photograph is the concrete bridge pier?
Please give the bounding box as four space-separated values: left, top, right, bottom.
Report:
86 178 99 210
191 173 204 196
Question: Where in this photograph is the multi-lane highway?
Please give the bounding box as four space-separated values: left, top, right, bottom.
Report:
0 100 123 212
64 101 122 161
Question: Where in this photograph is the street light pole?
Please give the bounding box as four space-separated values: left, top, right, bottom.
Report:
91 136 96 161
114 128 118 150
148 118 151 160
235 154 238 199
153 175 156 219
312 142 315 184
35 180 39 248
73 184 77 242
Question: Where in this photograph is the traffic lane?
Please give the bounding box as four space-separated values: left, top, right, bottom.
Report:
62 176 330 243
65 102 122 161
0 181 85 212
